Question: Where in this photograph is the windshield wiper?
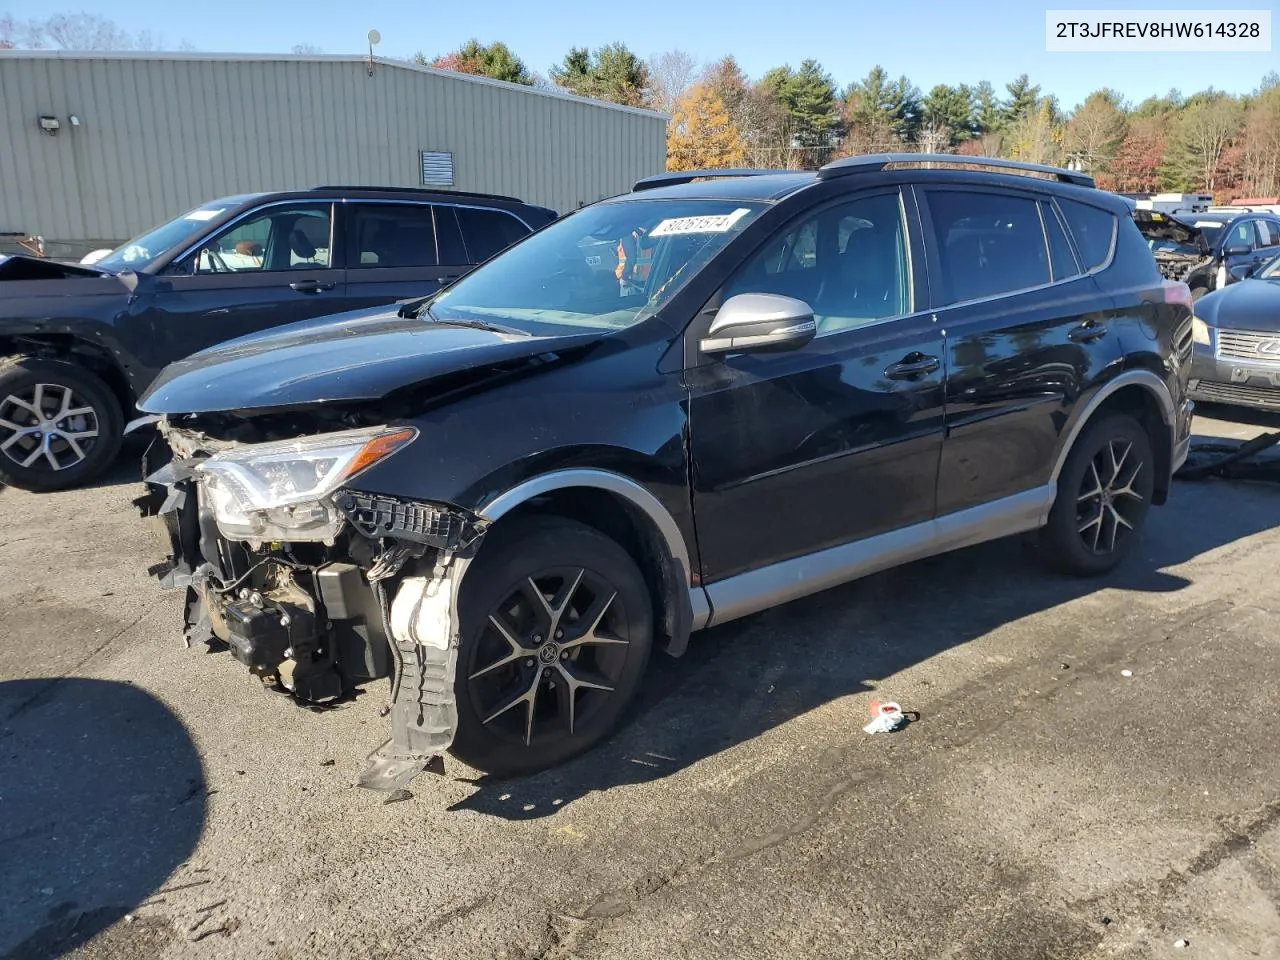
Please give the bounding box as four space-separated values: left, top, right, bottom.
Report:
419 301 530 336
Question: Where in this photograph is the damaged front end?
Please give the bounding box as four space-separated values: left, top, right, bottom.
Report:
133 416 489 791
1132 209 1216 284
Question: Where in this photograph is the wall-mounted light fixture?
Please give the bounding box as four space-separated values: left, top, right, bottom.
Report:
38 115 61 135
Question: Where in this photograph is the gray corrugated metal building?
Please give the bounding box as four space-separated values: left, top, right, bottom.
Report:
0 51 668 257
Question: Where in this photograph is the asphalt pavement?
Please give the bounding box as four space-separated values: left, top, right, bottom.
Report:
2 408 1279 960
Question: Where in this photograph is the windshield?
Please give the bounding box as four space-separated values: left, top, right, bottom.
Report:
1259 253 1280 279
427 198 766 332
95 202 235 272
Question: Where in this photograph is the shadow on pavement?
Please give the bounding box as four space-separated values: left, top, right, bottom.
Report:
451 474 1280 821
0 678 205 959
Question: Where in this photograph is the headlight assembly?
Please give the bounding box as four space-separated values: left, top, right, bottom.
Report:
196 426 417 544
1191 316 1210 345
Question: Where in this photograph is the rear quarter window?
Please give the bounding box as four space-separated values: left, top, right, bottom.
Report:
1058 200 1116 271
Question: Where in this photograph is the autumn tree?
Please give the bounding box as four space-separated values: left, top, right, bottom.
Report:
416 40 533 85
1064 90 1128 175
648 49 699 115
666 84 747 171
550 43 650 107
1163 92 1244 192
1231 75 1280 196
1110 117 1167 192
701 57 790 167
1007 97 1064 165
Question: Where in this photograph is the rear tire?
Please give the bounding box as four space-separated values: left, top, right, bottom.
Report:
0 357 123 492
449 516 654 777
1039 413 1155 577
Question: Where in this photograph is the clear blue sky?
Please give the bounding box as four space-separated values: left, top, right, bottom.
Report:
8 0 1277 108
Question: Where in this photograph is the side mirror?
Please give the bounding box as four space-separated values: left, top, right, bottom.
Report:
700 293 817 355
1223 243 1252 258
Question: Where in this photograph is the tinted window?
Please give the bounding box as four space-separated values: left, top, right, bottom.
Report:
456 207 530 262
348 204 437 269
1258 221 1280 249
195 204 331 273
434 206 469 264
1042 202 1080 281
1058 200 1115 272
726 192 909 336
926 191 1049 303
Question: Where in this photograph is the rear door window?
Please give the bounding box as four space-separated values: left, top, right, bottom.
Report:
924 190 1051 304
347 203 438 269
1057 200 1116 271
1041 202 1080 281
1257 220 1280 249
433 206 469 265
455 207 530 262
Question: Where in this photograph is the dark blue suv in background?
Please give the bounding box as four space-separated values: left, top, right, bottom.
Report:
1135 207 1280 298
134 155 1196 785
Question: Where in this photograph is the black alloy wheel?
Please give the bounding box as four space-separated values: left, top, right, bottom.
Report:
1041 413 1155 576
450 516 653 777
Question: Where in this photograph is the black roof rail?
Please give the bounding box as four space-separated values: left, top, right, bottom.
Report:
631 169 796 192
309 185 524 204
816 153 1096 188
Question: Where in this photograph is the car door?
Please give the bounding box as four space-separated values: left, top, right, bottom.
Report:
686 187 945 586
1220 218 1262 280
917 186 1123 516
341 202 475 311
120 201 346 370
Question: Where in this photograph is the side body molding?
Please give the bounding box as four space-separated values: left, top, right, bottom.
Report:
478 469 709 653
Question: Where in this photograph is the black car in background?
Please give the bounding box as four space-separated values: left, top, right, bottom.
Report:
134 155 1195 786
1134 207 1280 298
1187 250 1280 412
0 186 557 491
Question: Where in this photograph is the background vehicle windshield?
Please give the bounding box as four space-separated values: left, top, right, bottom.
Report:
1258 253 1280 279
429 198 765 331
96 202 233 272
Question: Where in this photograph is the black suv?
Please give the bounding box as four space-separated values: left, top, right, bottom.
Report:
134 155 1195 788
0 186 556 491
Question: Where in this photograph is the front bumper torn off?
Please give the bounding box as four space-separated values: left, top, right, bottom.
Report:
133 438 488 792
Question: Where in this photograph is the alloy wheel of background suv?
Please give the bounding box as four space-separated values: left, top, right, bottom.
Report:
0 357 123 492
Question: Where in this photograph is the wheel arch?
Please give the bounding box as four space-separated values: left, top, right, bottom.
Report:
0 333 135 421
477 469 705 656
1049 369 1175 507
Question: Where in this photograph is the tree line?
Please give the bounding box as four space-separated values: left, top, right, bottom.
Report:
418 39 1280 201
7 13 1276 201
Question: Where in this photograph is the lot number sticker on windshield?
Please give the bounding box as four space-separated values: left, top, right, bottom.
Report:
649 208 751 237
184 209 225 222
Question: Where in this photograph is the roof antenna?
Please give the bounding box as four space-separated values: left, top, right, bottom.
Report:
367 29 381 77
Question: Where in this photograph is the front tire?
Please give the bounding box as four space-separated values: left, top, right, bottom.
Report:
0 357 124 492
450 516 654 777
1040 413 1155 577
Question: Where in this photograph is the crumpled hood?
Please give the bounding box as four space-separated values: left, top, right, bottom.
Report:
1131 210 1210 253
138 304 607 414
